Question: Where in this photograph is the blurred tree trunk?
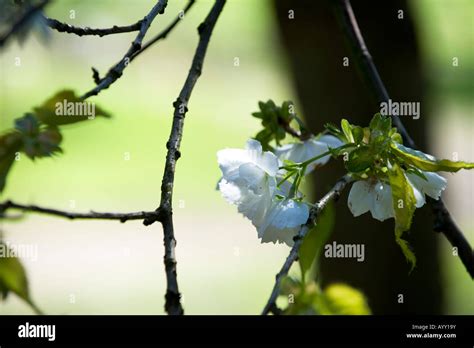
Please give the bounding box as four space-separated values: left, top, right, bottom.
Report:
274 0 443 314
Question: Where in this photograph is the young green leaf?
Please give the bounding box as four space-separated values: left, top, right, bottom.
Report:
33 89 111 126
0 241 42 313
298 202 335 279
281 101 295 121
391 143 474 172
352 126 364 144
346 146 373 173
0 133 23 193
341 119 354 143
324 122 344 138
315 283 371 315
369 113 392 135
22 126 63 159
387 162 417 271
14 114 40 135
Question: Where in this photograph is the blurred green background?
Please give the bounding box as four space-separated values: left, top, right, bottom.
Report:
0 0 472 314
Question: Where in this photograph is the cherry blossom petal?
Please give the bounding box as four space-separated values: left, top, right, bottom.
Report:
347 180 372 217
405 175 426 208
257 199 309 246
406 171 447 200
370 181 394 221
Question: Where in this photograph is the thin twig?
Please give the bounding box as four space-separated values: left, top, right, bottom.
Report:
44 17 143 37
143 0 226 315
261 175 352 315
0 0 50 48
0 200 163 223
130 0 196 62
80 0 168 99
334 0 474 278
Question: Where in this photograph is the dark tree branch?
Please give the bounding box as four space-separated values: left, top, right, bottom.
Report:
91 67 101 84
44 17 143 37
0 200 163 223
333 0 414 149
262 175 352 315
80 0 168 99
0 0 50 48
130 0 196 62
143 0 226 315
429 197 474 278
334 0 474 278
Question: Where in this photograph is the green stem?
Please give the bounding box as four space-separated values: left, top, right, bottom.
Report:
277 170 296 187
300 143 354 167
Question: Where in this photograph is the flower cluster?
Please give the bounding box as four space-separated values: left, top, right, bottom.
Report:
348 167 447 222
217 137 340 246
216 101 473 269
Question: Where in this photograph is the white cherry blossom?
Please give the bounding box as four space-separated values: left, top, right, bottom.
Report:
347 179 395 221
217 139 309 246
406 171 447 201
257 199 309 246
348 171 445 221
217 139 278 225
275 135 343 173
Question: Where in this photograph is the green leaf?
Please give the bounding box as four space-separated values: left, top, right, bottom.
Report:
369 113 391 135
0 245 28 300
389 127 403 144
22 126 63 159
33 90 111 126
352 126 364 144
405 167 427 181
395 237 417 273
14 114 63 160
324 122 343 137
346 146 373 173
369 113 382 130
0 133 23 193
387 162 417 271
315 283 371 315
341 119 354 143
254 128 273 151
299 202 335 279
0 241 42 313
14 114 40 135
252 100 296 148
281 101 295 121
391 143 474 172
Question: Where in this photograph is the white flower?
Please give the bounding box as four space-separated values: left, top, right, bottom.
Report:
217 139 309 246
217 139 278 225
275 135 343 174
347 171 445 222
393 144 448 201
347 179 395 221
217 139 279 181
257 199 309 246
406 171 447 201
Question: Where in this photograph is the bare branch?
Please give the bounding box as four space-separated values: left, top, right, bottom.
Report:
0 0 50 48
143 0 226 315
80 0 169 99
44 17 143 37
334 0 474 278
429 197 474 278
0 200 162 223
261 175 352 315
130 0 196 62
